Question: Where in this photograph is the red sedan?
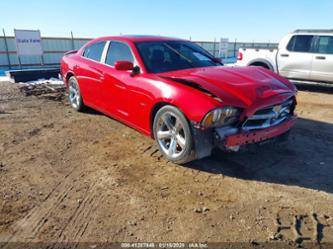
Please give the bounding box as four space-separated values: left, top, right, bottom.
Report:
61 35 297 164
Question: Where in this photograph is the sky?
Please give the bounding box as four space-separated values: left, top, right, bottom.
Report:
1 0 332 42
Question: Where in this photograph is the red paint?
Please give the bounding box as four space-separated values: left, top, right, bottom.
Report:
225 117 297 147
61 35 297 138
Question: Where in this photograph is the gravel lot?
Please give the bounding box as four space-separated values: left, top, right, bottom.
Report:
0 81 333 247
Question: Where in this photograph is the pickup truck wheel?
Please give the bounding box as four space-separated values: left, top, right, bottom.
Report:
250 62 271 70
153 105 195 164
68 76 85 112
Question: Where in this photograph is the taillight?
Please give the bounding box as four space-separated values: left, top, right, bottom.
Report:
237 52 243 61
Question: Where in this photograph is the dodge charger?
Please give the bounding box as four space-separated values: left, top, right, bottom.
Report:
61 35 297 164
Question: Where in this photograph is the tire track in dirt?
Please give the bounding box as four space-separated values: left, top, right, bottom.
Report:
0 169 78 243
56 187 104 243
0 164 110 245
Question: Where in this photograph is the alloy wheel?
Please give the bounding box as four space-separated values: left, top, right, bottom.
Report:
156 112 186 158
69 82 80 109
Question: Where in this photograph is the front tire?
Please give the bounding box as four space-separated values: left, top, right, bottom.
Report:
153 105 195 164
68 76 85 112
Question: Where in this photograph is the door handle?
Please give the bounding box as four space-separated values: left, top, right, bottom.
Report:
315 56 326 60
280 54 289 57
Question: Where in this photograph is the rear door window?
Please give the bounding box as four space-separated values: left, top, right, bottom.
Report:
317 36 333 54
287 35 314 52
82 41 106 62
105 41 134 66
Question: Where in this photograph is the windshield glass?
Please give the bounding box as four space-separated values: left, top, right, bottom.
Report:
135 41 222 73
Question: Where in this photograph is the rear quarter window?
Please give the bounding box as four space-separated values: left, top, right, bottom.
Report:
82 41 106 62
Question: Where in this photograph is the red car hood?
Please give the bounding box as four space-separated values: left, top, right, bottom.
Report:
158 66 296 107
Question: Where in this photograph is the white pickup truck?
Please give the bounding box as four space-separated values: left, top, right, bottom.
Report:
236 30 333 84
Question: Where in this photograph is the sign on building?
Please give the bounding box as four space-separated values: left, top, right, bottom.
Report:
219 38 229 58
14 29 43 56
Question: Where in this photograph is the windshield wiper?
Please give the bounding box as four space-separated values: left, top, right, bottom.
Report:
163 43 193 65
183 44 221 65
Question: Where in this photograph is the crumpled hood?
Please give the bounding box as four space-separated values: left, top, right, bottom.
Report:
158 66 296 107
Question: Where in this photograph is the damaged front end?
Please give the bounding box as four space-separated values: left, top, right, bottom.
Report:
192 96 297 158
214 116 296 152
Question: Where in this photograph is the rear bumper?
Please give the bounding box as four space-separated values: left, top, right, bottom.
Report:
223 116 297 147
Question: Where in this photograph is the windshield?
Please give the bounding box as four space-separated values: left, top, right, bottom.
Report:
135 40 222 73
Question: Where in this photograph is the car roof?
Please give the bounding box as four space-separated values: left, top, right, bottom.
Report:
292 29 333 36
291 32 333 36
95 35 187 43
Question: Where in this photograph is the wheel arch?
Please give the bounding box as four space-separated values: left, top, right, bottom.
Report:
248 59 274 71
149 101 190 139
64 71 75 88
150 100 214 162
150 102 174 138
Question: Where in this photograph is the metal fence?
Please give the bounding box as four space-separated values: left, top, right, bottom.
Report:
0 35 278 70
0 36 90 70
196 40 278 58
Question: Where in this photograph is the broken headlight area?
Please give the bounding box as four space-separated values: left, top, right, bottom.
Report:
200 106 242 128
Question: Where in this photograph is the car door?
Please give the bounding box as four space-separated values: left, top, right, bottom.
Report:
76 41 106 107
310 35 333 83
277 35 314 81
99 40 135 119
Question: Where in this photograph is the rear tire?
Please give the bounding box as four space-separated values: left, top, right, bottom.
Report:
153 105 195 164
250 62 271 70
68 76 85 112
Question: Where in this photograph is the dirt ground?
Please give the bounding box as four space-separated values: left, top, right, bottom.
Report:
0 81 333 247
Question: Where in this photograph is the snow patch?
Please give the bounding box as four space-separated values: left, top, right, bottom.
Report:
19 77 64 85
0 76 12 82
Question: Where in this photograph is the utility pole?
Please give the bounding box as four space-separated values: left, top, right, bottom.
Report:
71 31 75 50
2 29 11 69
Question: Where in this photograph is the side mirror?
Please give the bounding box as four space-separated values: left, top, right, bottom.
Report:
114 61 134 71
131 65 140 76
